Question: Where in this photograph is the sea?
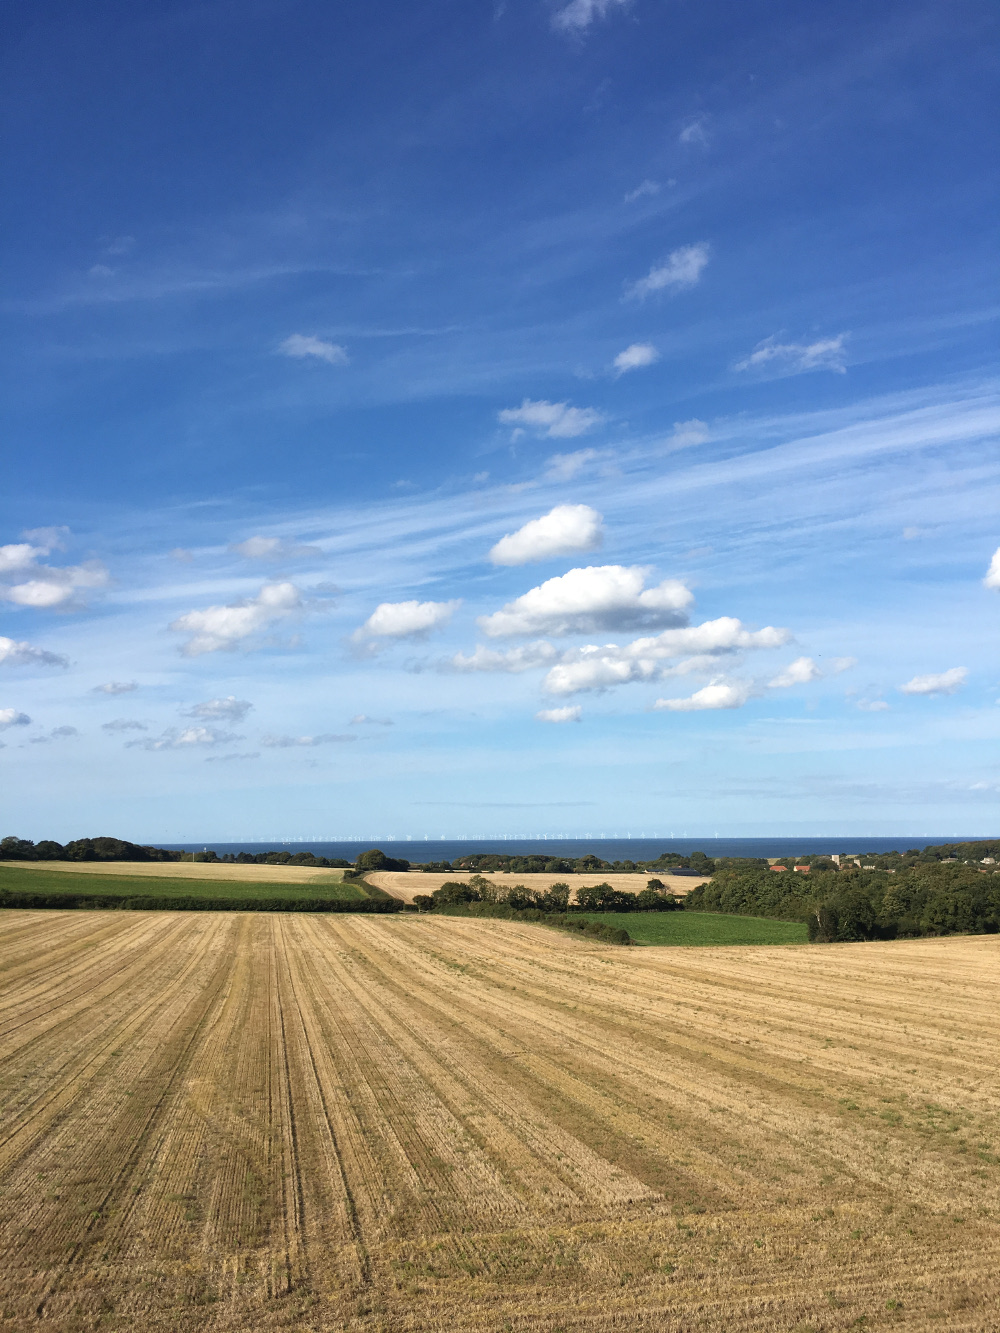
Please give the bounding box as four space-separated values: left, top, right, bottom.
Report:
161 836 991 862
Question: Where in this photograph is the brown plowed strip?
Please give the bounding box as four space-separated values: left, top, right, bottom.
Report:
0 912 997 1331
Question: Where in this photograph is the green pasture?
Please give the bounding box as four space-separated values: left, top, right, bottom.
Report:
0 865 366 903
576 910 808 946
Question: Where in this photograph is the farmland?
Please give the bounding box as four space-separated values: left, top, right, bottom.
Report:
0 863 366 903
576 909 809 946
367 868 708 903
0 914 997 1331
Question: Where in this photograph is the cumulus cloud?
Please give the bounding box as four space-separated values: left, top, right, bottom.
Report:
536 706 582 723
279 334 348 365
984 547 1000 590
899 667 967 696
625 243 710 300
552 0 629 33
478 565 694 638
623 179 659 204
498 399 605 439
0 636 68 668
450 641 561 674
185 696 253 722
735 334 848 376
768 656 822 688
169 582 302 656
653 680 754 711
261 733 356 747
101 719 147 733
92 680 137 694
613 343 659 374
0 709 30 729
0 534 108 609
31 725 79 743
489 505 603 566
544 449 599 481
541 619 790 695
353 599 459 643
229 535 323 561
128 726 241 751
668 419 710 450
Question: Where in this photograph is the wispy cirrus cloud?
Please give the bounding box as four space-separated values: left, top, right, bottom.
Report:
261 732 355 747
278 333 348 365
735 333 848 376
625 243 710 300
551 0 629 35
229 535 323 561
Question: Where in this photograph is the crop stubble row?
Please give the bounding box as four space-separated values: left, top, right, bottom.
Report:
0 911 997 1331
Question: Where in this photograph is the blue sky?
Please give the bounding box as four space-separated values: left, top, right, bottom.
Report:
1 0 998 842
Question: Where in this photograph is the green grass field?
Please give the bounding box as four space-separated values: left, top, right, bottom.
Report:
576 909 809 946
0 866 367 903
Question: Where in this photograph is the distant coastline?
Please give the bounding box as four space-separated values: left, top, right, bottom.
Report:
161 836 994 863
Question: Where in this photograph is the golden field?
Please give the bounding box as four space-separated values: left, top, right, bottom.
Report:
0 912 997 1332
2 858 346 884
366 869 707 902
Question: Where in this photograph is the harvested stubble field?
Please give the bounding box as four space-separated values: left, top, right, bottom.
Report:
0 865 366 904
366 870 708 903
0 914 997 1333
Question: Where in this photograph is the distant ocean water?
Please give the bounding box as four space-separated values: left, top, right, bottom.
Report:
162 836 991 862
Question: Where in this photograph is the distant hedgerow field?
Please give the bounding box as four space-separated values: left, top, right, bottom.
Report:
575 909 808 946
0 865 368 904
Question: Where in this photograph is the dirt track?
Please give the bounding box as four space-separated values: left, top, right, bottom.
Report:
1 912 997 1331
366 868 708 903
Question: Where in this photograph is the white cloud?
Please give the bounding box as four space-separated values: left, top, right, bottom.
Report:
261 733 356 747
983 546 1000 590
669 419 710 448
31 725 78 743
354 599 460 643
128 726 241 751
205 752 260 763
830 657 858 673
350 714 393 726
229 535 323 561
478 565 694 638
499 398 605 439
544 449 599 481
678 117 710 146
624 179 659 204
536 706 582 723
101 719 147 733
857 699 890 712
653 680 754 712
0 537 108 608
92 680 137 694
169 582 302 656
489 504 603 566
541 618 790 694
768 656 822 688
185 696 253 722
625 243 710 300
450 641 560 674
899 667 967 696
735 334 848 376
613 343 659 374
552 0 629 33
0 709 30 729
279 334 348 365
0 636 68 668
